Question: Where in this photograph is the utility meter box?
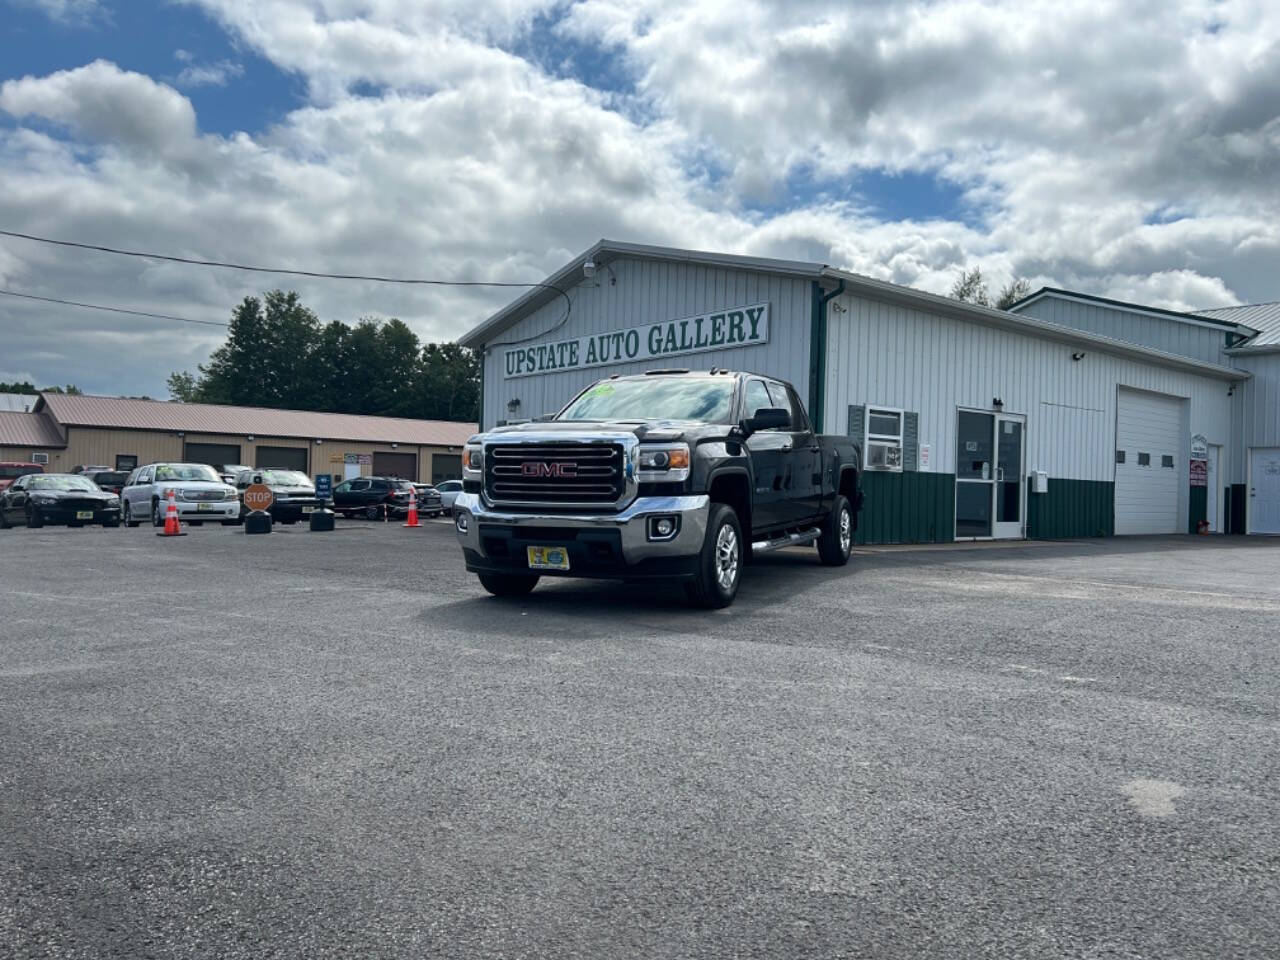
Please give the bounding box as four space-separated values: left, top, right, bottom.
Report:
1030 470 1049 494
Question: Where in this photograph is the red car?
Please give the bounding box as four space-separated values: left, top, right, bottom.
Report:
0 461 43 493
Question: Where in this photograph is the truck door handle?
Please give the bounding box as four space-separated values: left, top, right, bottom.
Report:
808 445 821 452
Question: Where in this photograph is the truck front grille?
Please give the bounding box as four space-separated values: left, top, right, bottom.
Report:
485 443 626 507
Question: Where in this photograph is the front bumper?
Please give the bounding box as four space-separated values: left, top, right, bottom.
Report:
32 505 121 524
453 492 709 580
175 501 240 520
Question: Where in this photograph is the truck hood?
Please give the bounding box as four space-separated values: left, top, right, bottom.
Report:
474 419 725 443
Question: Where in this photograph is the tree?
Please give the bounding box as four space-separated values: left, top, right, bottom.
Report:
167 289 480 422
949 267 991 307
166 371 199 402
0 381 36 394
996 278 1032 310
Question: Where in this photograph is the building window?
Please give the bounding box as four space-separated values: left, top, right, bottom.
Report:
865 406 904 471
1138 452 1151 466
1162 455 1175 468
1115 450 1126 464
116 454 138 471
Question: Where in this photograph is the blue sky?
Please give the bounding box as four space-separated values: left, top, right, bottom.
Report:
1 1 301 136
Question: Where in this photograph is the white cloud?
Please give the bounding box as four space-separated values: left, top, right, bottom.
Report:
10 0 100 25
0 0 1277 395
176 59 245 88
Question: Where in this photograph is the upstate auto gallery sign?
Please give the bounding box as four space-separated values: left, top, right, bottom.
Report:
503 302 769 379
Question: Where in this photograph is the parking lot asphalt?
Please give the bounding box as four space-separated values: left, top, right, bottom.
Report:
1 519 1277 959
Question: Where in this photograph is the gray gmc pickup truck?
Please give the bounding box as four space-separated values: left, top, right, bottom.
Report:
452 369 863 608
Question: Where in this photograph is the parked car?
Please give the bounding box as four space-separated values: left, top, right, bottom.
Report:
220 463 252 484
435 479 464 515
0 473 121 528
232 468 324 523
70 464 112 475
331 476 414 519
86 469 128 495
411 483 445 517
120 462 240 527
0 461 43 493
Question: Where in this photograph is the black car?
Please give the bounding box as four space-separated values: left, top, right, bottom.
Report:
332 476 414 519
0 473 122 528
86 469 129 495
411 483 445 517
232 469 324 524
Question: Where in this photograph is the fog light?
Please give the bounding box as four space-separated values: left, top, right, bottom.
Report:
647 515 679 541
455 512 469 533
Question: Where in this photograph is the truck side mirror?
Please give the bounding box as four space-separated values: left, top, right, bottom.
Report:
741 407 791 436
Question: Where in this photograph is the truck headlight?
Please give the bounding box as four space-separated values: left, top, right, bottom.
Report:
462 445 484 479
638 443 690 481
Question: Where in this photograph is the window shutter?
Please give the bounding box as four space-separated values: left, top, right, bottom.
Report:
903 411 919 472
848 405 865 449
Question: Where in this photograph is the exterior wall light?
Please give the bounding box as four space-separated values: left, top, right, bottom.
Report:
1072 352 1086 361
992 398 1004 410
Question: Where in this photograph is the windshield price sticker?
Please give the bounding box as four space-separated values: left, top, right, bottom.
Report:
503 302 770 379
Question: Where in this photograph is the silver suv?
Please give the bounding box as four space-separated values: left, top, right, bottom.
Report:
121 462 240 527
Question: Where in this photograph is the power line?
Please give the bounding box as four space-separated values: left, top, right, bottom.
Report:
0 288 229 327
0 226 574 346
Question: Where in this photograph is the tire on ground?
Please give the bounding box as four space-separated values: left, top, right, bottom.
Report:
817 493 853 567
684 502 743 609
477 573 540 597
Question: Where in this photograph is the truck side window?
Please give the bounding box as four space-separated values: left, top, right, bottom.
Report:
744 379 772 419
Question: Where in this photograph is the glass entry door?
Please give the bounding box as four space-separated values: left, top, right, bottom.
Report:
955 410 1026 539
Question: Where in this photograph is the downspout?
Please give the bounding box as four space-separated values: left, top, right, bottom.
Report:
807 278 845 433
477 346 486 432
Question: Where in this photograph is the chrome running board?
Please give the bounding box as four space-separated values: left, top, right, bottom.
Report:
752 527 822 554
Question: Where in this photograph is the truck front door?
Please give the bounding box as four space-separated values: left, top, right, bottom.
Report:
743 378 790 533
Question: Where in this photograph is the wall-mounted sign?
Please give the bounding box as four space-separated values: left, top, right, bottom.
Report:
918 443 931 470
1190 434 1208 459
502 302 770 379
1190 459 1208 487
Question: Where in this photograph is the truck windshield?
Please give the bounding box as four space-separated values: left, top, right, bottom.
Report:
558 378 736 423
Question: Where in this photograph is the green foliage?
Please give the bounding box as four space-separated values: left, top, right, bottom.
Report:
169 290 479 422
949 267 1033 310
0 381 81 395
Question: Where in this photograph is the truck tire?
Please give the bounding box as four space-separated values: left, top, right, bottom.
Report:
685 502 743 609
477 573 540 597
817 494 853 566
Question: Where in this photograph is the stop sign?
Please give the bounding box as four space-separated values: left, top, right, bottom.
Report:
243 482 274 512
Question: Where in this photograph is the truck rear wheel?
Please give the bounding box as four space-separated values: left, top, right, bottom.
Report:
685 502 743 609
817 494 853 566
477 573 540 597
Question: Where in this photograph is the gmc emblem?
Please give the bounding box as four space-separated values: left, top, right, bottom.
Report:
522 461 577 478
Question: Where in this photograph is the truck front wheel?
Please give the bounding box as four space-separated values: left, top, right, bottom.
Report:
817 494 853 566
685 503 743 609
477 572 540 597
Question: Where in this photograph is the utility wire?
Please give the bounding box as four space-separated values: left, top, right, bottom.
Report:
0 228 573 343
0 288 230 327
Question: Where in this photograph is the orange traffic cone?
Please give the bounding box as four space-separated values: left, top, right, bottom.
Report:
157 488 186 537
403 485 420 528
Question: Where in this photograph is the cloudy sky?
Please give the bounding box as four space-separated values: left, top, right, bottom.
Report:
1 0 1277 398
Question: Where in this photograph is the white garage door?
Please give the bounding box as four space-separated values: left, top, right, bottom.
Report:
1115 388 1183 535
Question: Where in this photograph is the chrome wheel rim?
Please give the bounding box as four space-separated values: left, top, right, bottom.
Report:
839 507 852 554
715 523 739 591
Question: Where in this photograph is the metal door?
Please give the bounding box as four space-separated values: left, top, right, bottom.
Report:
1249 447 1280 534
955 410 1025 540
993 416 1026 539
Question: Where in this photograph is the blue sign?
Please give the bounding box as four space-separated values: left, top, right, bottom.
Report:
315 474 332 500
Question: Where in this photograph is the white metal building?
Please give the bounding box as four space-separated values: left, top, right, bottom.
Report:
460 241 1247 545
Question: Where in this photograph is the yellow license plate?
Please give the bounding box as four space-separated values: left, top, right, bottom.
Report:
197 502 213 511
527 545 570 571
301 506 313 514
76 510 93 520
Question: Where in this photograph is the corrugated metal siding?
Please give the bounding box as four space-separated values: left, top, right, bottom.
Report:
1197 302 1280 345
824 291 1234 521
0 411 65 447
1229 353 1280 483
478 258 812 428
1014 297 1228 364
